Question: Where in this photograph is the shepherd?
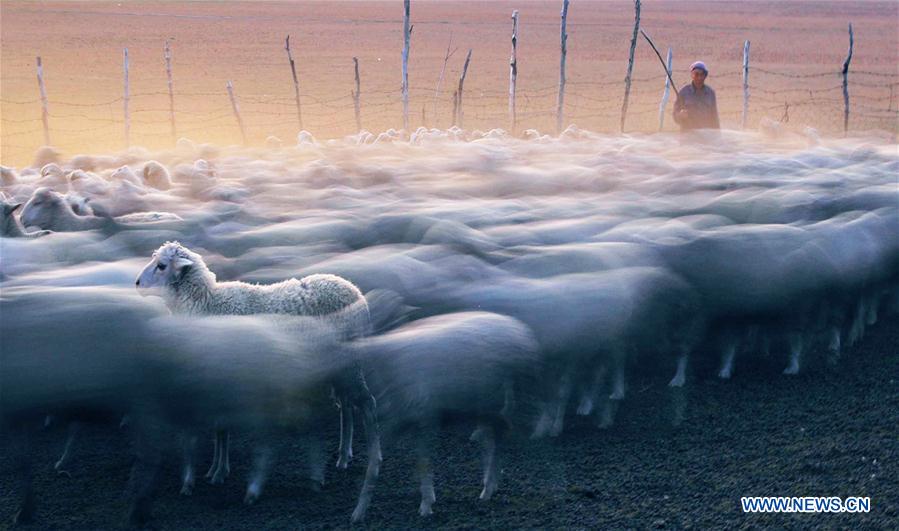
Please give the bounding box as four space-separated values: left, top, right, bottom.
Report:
673 61 720 131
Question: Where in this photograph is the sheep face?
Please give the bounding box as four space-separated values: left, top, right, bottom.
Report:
136 242 200 295
20 188 67 229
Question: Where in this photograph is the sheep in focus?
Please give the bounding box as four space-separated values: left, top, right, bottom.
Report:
135 241 379 494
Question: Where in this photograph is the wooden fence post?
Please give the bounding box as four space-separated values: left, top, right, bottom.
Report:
452 90 459 127
164 40 176 142
456 49 472 128
842 23 853 135
123 48 130 148
556 0 569 134
226 80 247 146
741 40 750 130
510 10 519 133
36 56 50 146
401 0 411 131
352 57 362 131
285 35 303 130
620 0 641 133
658 47 672 131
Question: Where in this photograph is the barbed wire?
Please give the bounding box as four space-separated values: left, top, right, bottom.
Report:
3 63 896 158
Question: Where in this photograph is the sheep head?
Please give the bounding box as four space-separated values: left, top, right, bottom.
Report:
20 187 68 230
136 241 206 297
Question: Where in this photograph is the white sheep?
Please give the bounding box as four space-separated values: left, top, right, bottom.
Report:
1 165 18 186
142 161 172 190
135 241 380 494
346 311 540 521
1 195 49 238
20 187 182 233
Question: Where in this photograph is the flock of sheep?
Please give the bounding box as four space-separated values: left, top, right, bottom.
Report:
1 127 897 526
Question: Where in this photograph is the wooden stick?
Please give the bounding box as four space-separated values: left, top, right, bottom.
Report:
401 0 411 131
352 57 362 131
556 0 569 134
164 40 177 142
456 49 472 128
434 32 456 127
123 48 130 148
285 35 303 130
658 47 672 131
226 80 247 146
620 0 641 133
741 40 750 130
509 10 519 133
36 56 50 146
640 29 679 100
842 23 853 135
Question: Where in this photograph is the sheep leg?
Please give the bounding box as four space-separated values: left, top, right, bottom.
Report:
416 426 437 516
783 332 803 375
54 421 81 477
210 430 231 484
549 369 574 437
336 397 354 469
180 433 198 496
609 358 626 401
848 299 866 346
718 337 737 379
668 351 689 388
244 444 274 505
827 326 842 365
499 379 516 419
478 421 502 501
598 396 619 429
205 430 220 479
305 433 326 491
865 295 879 326
350 394 382 523
577 364 607 416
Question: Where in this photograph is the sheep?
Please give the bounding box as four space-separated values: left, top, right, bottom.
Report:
139 313 367 509
19 187 183 233
411 267 702 436
32 146 61 168
1 165 18 186
20 187 107 232
346 311 541 521
0 287 169 525
135 241 380 491
142 160 172 190
1 195 49 238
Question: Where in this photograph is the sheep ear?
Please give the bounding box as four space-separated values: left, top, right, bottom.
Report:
173 257 194 271
8 203 22 213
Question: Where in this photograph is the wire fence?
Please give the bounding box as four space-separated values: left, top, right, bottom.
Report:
2 55 897 165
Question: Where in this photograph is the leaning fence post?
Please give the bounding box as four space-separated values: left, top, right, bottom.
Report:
742 40 750 130
285 35 303 130
401 0 411 131
352 57 362 131
36 56 50 145
226 80 247 146
510 10 519 133
658 47 672 131
123 48 130 148
842 23 853 135
620 0 641 133
164 40 176 142
456 49 472 128
452 90 459 127
556 0 569 134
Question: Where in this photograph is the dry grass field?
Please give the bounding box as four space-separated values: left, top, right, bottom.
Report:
2 0 897 165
